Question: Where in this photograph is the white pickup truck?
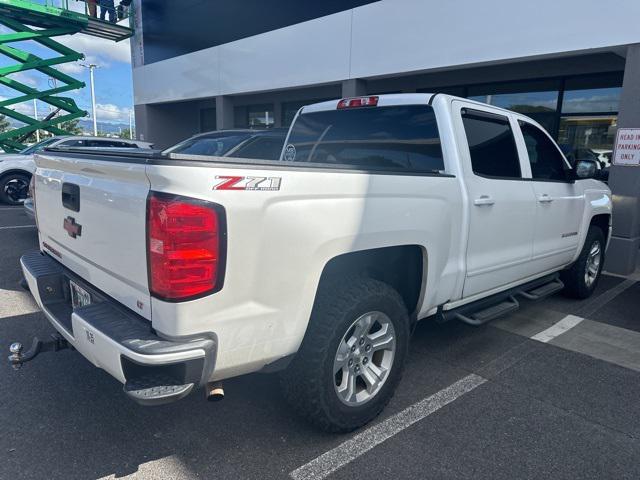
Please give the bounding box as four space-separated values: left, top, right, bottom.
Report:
11 94 611 432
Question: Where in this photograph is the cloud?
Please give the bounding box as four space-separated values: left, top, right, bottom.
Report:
58 34 131 66
94 103 132 123
0 95 35 116
7 72 39 88
57 61 86 75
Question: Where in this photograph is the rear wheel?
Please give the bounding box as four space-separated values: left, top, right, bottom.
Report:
0 172 30 205
281 277 410 432
561 225 605 299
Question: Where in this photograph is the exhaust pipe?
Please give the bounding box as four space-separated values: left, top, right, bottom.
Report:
206 382 224 402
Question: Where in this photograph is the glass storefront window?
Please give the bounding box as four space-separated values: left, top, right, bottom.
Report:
561 87 621 114
467 91 558 114
247 104 274 128
199 108 217 133
557 116 617 167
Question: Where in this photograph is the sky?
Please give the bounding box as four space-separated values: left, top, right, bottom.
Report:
0 1 134 127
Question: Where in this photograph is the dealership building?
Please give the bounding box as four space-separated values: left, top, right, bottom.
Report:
131 0 640 274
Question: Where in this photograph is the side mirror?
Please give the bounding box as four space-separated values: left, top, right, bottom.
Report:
573 159 598 180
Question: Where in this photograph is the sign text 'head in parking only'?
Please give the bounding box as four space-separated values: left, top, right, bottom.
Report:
613 128 640 166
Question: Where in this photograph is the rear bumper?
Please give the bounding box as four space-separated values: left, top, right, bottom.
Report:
20 250 217 405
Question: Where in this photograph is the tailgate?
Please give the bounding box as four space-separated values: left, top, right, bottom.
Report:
33 152 152 320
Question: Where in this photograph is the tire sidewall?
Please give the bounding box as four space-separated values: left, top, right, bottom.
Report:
318 286 409 426
0 174 30 205
578 228 605 295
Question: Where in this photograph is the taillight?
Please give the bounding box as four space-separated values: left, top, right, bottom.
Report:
147 192 225 301
337 96 379 109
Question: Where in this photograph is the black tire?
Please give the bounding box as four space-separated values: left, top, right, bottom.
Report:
0 172 31 206
281 276 410 432
561 225 606 299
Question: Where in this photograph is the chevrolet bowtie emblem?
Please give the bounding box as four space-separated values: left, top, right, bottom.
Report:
63 216 82 239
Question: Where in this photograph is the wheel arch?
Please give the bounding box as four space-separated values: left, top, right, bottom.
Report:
314 245 427 321
0 168 32 181
590 213 611 235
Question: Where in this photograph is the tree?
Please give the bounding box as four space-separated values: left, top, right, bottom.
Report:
0 114 10 133
59 118 83 135
119 128 133 139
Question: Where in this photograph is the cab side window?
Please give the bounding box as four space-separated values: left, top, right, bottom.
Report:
461 109 521 179
520 122 568 182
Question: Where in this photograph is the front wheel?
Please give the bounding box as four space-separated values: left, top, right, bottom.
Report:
561 225 606 299
281 277 410 432
0 173 31 205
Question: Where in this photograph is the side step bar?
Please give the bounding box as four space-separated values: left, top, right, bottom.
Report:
454 296 520 326
520 278 564 300
439 274 564 326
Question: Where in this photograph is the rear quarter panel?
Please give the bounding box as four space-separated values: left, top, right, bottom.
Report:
146 162 463 380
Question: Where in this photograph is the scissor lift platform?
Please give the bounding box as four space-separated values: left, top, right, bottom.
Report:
0 0 133 152
0 0 133 41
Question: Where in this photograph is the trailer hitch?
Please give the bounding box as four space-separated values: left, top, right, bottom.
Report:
8 334 71 370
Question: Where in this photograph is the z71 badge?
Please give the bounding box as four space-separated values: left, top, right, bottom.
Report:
213 176 281 191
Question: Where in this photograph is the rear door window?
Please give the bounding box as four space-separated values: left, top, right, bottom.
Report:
285 105 444 173
461 109 522 179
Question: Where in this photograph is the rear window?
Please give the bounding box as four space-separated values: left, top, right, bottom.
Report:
284 105 444 173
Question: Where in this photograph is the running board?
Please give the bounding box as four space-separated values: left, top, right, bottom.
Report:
520 278 564 300
455 296 520 326
438 274 563 326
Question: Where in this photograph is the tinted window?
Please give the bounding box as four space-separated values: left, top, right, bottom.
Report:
58 139 87 147
20 137 59 154
285 105 444 173
520 122 568 181
164 135 249 156
85 140 136 148
230 136 285 160
461 110 521 179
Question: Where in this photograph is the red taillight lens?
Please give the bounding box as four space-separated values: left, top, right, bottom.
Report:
147 193 224 301
337 96 379 109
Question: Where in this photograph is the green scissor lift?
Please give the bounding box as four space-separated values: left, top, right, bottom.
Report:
0 0 133 152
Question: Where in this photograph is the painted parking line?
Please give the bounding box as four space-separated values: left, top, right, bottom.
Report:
531 315 584 343
0 225 36 230
290 374 486 480
0 288 40 319
574 278 637 317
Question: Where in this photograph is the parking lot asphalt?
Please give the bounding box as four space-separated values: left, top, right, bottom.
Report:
1 204 640 480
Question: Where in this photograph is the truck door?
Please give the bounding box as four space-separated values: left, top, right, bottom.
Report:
515 120 583 271
453 102 537 298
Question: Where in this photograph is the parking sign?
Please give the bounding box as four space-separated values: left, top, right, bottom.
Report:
613 128 640 166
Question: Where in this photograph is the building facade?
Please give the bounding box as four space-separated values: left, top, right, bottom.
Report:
131 0 640 273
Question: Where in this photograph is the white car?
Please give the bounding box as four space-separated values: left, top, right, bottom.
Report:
0 136 153 205
13 94 611 432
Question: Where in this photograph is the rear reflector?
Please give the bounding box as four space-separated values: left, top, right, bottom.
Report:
147 193 225 301
337 96 379 109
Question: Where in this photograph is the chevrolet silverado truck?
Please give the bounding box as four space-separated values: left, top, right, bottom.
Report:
10 94 611 432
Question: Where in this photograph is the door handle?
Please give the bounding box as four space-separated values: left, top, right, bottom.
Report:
474 195 495 206
538 194 554 203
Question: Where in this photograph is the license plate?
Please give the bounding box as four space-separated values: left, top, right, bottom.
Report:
70 280 91 309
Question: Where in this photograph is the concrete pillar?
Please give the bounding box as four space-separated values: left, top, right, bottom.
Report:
216 96 235 130
341 79 367 98
606 43 640 274
133 104 148 142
